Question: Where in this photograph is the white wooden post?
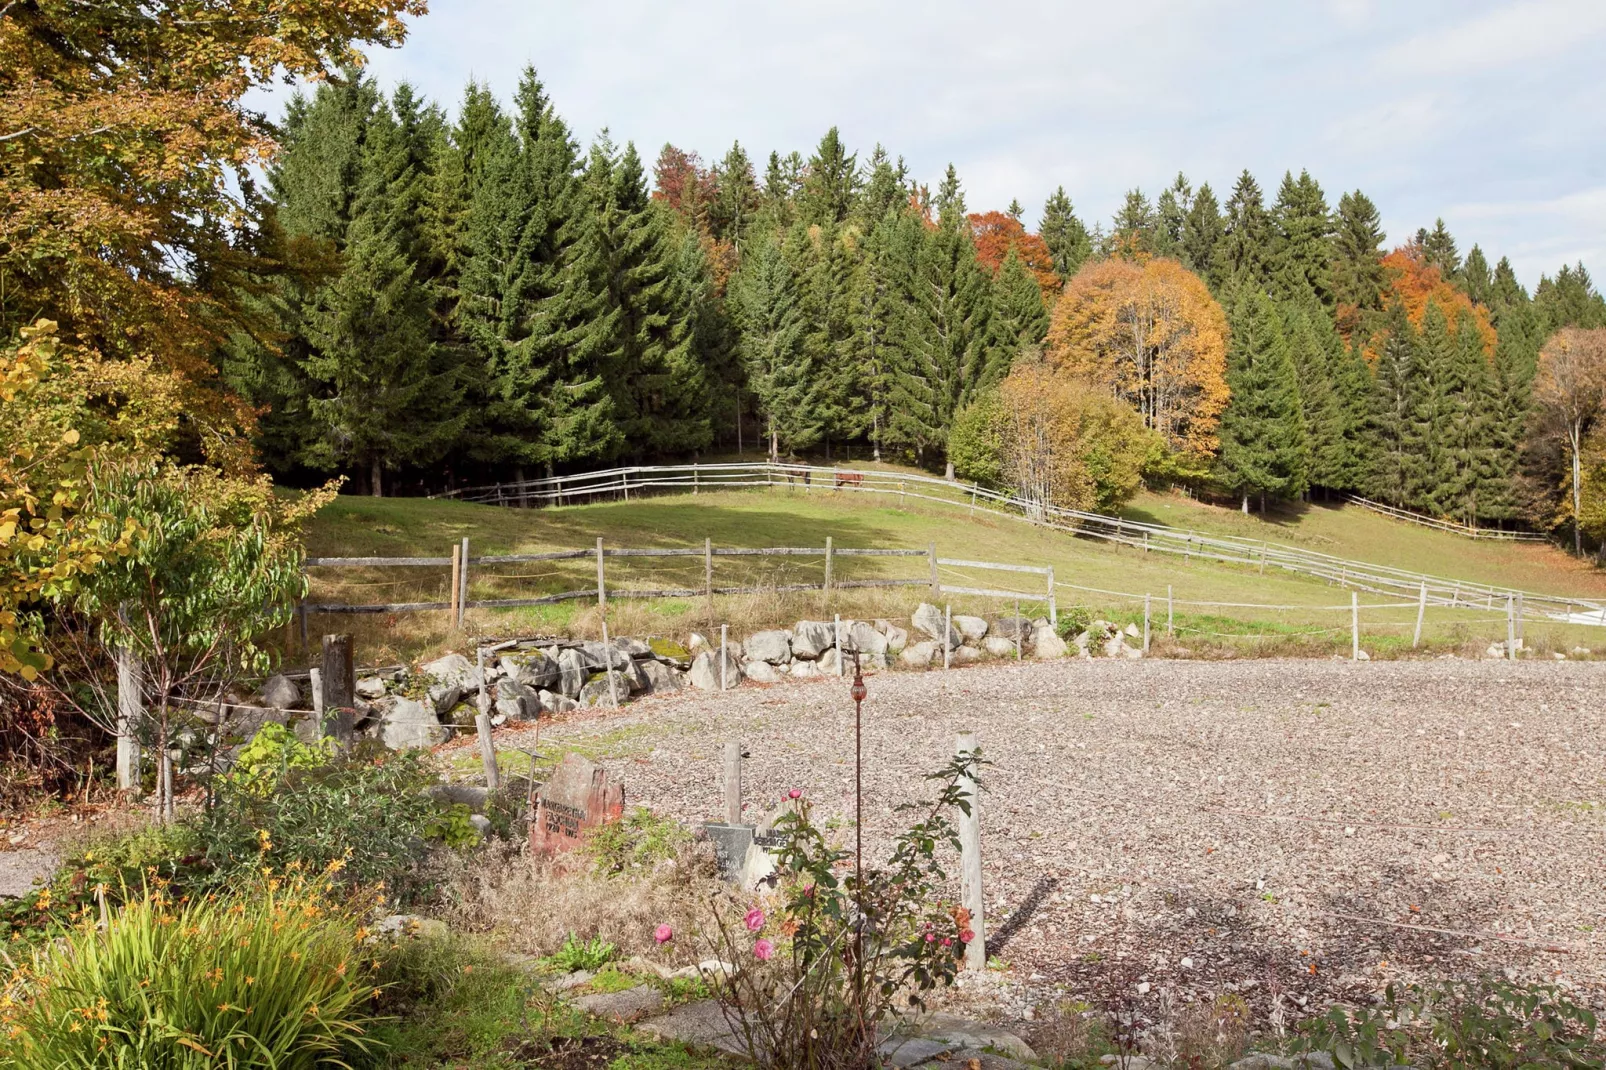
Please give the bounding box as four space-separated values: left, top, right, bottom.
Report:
723 742 742 825
115 646 143 793
704 537 714 609
719 624 728 692
1014 599 1022 659
1506 595 1516 660
1046 567 1056 628
601 616 620 709
928 542 939 596
449 543 461 626
1351 591 1360 661
943 604 951 670
1167 585 1174 635
956 730 985 972
474 645 500 791
1143 594 1151 652
1515 592 1524 646
458 537 470 629
595 537 606 610
824 535 833 594
834 613 844 676
309 667 324 722
1413 582 1427 648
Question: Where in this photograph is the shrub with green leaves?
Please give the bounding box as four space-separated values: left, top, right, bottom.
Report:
227 722 335 796
0 874 381 1068
548 932 619 973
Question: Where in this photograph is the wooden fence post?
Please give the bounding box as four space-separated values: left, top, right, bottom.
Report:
1143 594 1151 653
1046 567 1057 628
115 646 143 793
1014 599 1022 659
824 536 833 594
474 646 500 791
1413 582 1427 649
704 537 713 609
622 470 630 502
458 537 470 629
596 537 607 610
720 624 729 692
956 731 985 972
1167 585 1174 635
723 742 742 826
449 543 461 626
834 614 844 677
1351 592 1360 662
601 616 620 709
944 605 951 670
1515 592 1524 646
321 634 355 744
1506 595 1516 660
928 542 939 597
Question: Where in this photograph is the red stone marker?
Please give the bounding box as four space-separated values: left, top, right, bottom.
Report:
529 752 625 853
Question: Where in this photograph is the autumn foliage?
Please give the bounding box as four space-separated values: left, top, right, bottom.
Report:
1376 243 1497 356
967 212 1060 294
1047 258 1229 457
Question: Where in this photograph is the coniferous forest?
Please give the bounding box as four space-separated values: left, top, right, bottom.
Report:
226 67 1606 541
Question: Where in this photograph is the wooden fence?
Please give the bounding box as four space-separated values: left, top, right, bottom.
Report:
432 462 1605 625
1345 495 1552 542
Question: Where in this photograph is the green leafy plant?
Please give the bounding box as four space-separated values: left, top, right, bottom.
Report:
0 824 203 941
0 871 381 1068
585 807 689 874
1056 605 1095 639
548 933 619 973
423 803 483 850
701 748 984 1070
227 721 334 795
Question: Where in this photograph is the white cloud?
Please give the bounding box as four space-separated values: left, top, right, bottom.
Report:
1376 0 1606 77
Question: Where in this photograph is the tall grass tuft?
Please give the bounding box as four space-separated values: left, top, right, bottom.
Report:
1 865 382 1069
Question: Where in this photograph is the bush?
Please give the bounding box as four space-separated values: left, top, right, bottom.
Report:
549 932 619 973
0 872 381 1068
585 807 689 875
227 721 334 796
1056 605 1095 639
197 741 441 904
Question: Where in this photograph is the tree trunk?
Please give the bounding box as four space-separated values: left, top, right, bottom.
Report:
945 459 955 480
824 437 832 462
1572 431 1583 556
370 456 383 498
770 429 778 464
1241 493 1249 515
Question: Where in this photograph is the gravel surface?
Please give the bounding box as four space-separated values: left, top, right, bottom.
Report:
530 658 1606 1016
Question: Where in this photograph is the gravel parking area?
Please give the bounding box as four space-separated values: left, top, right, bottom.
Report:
539 658 1606 1013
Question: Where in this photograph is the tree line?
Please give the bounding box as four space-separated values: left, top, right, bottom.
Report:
226 68 1606 543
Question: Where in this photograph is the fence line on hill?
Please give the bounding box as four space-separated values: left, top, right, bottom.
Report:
1345 494 1552 542
431 461 1605 625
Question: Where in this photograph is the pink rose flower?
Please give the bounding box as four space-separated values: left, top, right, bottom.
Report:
959 928 976 944
941 937 952 948
924 932 935 943
788 788 802 799
744 907 765 932
753 938 774 961
654 924 673 945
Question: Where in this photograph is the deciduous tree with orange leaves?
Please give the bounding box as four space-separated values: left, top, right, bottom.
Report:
1046 258 1229 459
1372 242 1497 356
968 211 1060 294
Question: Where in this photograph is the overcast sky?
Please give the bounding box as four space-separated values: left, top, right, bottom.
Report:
259 0 1606 289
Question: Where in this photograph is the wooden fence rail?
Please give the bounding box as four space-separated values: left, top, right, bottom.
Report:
1345 495 1552 542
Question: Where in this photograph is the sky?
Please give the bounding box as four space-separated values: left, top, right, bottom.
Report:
255 0 1606 289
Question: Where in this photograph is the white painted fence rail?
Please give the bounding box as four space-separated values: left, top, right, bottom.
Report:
1346 495 1552 542
433 462 1604 625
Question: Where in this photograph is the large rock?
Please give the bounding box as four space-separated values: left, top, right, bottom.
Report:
952 645 983 665
817 647 842 675
741 660 783 684
848 620 888 657
613 636 652 658
355 676 388 700
538 689 578 715
380 696 449 750
578 670 633 707
952 615 989 642
789 659 822 678
579 641 630 672
257 674 300 711
555 648 588 698
1032 627 1069 659
900 641 938 668
912 603 960 650
496 679 542 720
427 682 464 717
689 649 743 690
501 651 559 689
991 616 1032 645
646 637 692 668
420 653 476 689
744 630 792 665
620 657 650 693
984 635 1020 658
883 623 909 654
639 660 684 693
790 620 835 659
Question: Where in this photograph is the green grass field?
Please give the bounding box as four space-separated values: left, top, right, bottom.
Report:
290 468 1606 668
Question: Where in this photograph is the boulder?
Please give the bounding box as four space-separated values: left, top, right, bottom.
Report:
579 641 630 672
427 683 463 717
502 651 560 689
984 635 1020 658
817 647 842 675
689 649 743 690
639 659 684 694
1032 627 1069 659
1102 634 1127 659
621 657 650 693
900 641 938 668
613 636 652 658
859 650 889 671
952 645 983 665
912 602 962 649
952 615 989 642
790 620 835 659
742 660 783 684
355 676 388 700
257 674 300 710
744 630 792 665
380 696 449 751
789 659 822 678
538 689 578 715
646 637 692 668
1123 622 1140 639
848 620 888 657
991 616 1033 644
578 670 633 708
420 653 476 689
883 624 909 654
496 679 542 720
556 648 588 698
687 632 709 653
1355 649 1371 662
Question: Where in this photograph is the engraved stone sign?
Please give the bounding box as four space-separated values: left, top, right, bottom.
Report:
529 753 625 853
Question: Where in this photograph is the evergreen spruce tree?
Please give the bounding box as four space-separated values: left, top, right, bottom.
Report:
1365 303 1421 506
729 236 818 459
1406 301 1458 513
1111 188 1156 258
844 210 913 460
1283 302 1350 492
800 127 859 227
855 144 905 227
1443 307 1495 523
1330 190 1387 335
1270 170 1333 305
1154 173 1191 259
978 245 1048 391
1181 183 1224 281
1462 244 1493 308
1332 335 1375 493
1214 170 1274 292
709 141 761 251
757 150 804 231
1419 218 1461 281
1038 186 1093 280
1534 263 1606 330
790 219 867 455
1216 290 1308 512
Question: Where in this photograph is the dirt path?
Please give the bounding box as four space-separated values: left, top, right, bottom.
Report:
534 658 1606 1013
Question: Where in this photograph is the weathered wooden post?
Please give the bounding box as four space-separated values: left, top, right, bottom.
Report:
115 646 143 794
595 537 606 610
298 600 309 651
834 613 844 677
1351 592 1360 662
1413 582 1427 649
1014 599 1022 659
1506 594 1516 660
704 537 714 611
321 634 355 744
928 542 939 596
1167 585 1174 635
1515 592 1524 646
1046 566 1056 628
449 543 461 626
601 616 620 709
722 742 742 825
1143 594 1151 652
943 604 951 670
474 646 500 791
719 624 729 692
457 537 470 629
824 536 834 595
956 730 985 972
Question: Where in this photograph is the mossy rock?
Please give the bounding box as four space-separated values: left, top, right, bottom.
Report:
646 636 691 667
448 702 477 729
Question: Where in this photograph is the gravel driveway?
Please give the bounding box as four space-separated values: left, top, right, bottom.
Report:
535 658 1606 1013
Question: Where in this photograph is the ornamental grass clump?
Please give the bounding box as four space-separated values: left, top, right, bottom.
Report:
0 864 382 1069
